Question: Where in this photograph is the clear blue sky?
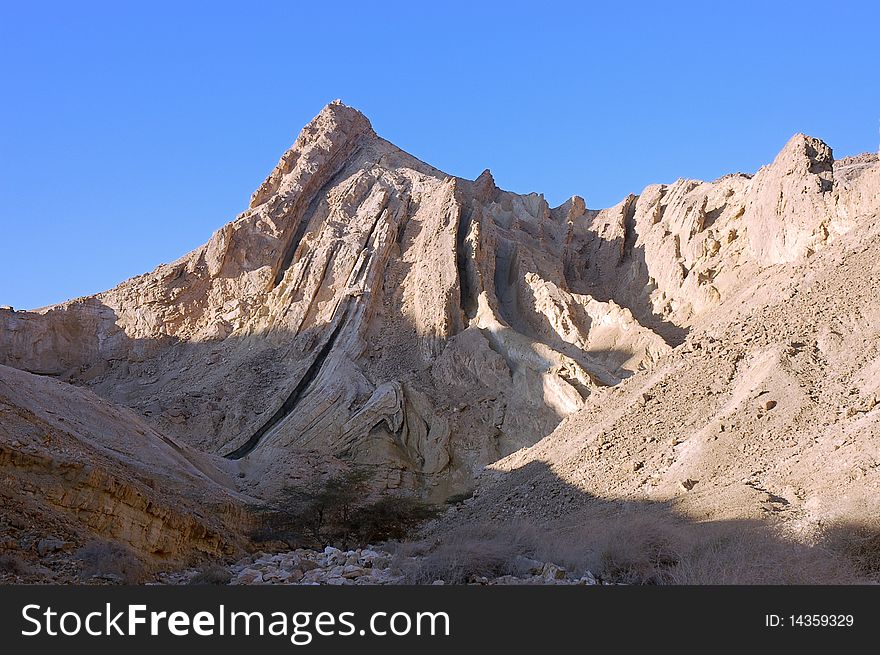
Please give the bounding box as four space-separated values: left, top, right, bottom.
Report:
2 1 878 309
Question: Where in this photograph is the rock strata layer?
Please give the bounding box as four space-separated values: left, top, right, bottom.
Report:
1 103 878 575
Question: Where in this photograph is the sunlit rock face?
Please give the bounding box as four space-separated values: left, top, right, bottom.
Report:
2 102 877 504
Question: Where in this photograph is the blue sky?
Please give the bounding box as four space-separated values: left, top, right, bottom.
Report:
1 1 878 309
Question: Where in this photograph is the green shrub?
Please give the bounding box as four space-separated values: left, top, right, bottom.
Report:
251 468 438 549
350 496 440 544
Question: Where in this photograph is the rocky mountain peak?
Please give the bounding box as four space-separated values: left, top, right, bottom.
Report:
1 105 878 514
249 100 374 210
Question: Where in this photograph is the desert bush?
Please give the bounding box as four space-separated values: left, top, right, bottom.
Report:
590 520 680 584
575 516 805 584
588 517 857 585
399 522 543 584
399 514 859 585
294 468 373 543
188 564 232 585
249 468 371 547
821 523 880 578
350 496 440 544
252 468 439 550
76 540 146 583
247 512 309 549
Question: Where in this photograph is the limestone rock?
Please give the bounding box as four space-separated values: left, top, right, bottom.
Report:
744 134 836 265
0 363 247 568
1 101 879 527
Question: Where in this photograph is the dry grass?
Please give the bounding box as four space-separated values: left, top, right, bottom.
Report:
398 513 861 584
552 514 843 584
820 523 880 579
76 540 146 583
395 523 541 584
188 564 232 585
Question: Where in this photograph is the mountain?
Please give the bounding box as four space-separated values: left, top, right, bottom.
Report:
1 101 878 579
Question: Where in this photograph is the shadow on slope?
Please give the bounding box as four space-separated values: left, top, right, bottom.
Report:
567 236 689 347
0 296 637 498
402 460 871 584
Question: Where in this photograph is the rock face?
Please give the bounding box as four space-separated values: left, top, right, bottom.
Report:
437 168 880 580
1 101 878 513
0 364 248 569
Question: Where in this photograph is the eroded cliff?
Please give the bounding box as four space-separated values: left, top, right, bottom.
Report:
1 102 877 516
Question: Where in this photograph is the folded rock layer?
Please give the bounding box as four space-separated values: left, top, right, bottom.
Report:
1 102 878 514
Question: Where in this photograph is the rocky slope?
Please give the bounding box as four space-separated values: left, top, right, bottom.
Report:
163 545 599 586
0 363 248 577
432 157 880 581
1 102 878 581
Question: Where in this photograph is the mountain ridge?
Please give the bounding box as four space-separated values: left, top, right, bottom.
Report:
1 102 878 575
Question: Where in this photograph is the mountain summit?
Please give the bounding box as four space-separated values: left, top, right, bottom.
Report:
1 103 878 571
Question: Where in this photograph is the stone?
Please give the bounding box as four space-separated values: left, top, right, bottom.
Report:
280 557 301 571
513 555 545 575
679 479 698 492
541 563 567 580
341 564 367 579
578 572 598 585
299 558 321 572
233 569 264 585
359 549 391 568
491 575 525 585
36 537 65 556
